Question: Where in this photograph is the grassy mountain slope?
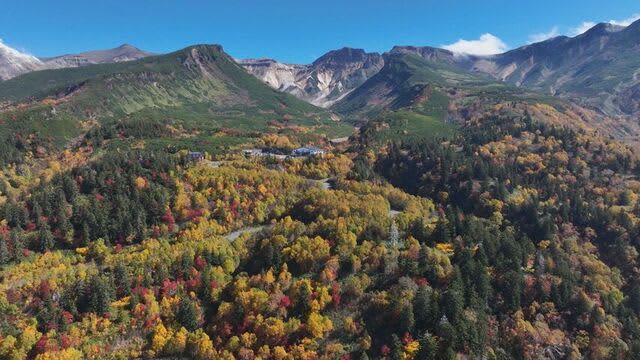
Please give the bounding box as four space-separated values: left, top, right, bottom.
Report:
332 51 638 147
0 45 328 118
332 52 569 144
334 52 554 115
0 45 349 163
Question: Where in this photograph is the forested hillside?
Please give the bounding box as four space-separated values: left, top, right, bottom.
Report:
0 100 638 358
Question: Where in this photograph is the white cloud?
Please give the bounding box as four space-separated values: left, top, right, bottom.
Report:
569 14 640 36
609 14 640 27
442 33 508 56
570 21 597 36
528 26 560 43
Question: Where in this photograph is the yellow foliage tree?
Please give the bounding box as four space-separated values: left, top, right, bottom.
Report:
306 312 333 338
284 236 330 272
35 348 84 360
147 323 171 357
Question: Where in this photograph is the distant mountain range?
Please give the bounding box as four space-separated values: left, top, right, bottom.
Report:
467 21 640 116
41 44 155 70
240 19 640 119
1 19 640 147
0 43 153 80
3 19 640 118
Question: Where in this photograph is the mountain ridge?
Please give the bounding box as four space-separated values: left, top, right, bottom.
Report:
0 44 341 162
0 42 154 80
462 19 640 115
40 43 154 69
0 40 43 80
240 19 640 118
240 47 384 107
2 20 640 142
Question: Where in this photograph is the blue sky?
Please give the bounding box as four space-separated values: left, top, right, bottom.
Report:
1 0 639 63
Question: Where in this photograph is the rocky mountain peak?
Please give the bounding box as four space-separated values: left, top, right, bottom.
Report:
312 47 377 67
389 46 458 64
391 45 451 56
627 18 640 31
242 48 384 108
116 43 137 50
181 44 224 61
577 22 625 40
188 44 224 53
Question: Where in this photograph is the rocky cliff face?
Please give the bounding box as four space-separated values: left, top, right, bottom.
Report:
237 59 308 99
240 48 384 107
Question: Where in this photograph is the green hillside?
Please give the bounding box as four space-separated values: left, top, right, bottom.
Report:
334 52 555 116
333 52 560 144
0 45 350 163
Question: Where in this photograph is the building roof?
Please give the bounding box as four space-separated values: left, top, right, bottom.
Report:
293 146 324 153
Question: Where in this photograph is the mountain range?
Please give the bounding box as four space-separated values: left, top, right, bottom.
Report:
240 19 640 120
1 19 640 150
3 19 640 119
466 21 640 116
0 43 152 80
0 44 339 161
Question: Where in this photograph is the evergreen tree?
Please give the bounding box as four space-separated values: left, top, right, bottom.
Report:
114 262 131 297
60 281 81 317
133 211 147 242
80 221 91 246
414 286 433 332
0 236 9 265
10 228 24 260
294 283 312 316
38 222 55 252
390 334 404 360
61 174 79 202
88 275 113 315
502 270 523 311
409 218 430 244
415 333 438 360
33 202 43 226
436 317 456 359
177 297 199 331
443 270 465 324
398 303 415 333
